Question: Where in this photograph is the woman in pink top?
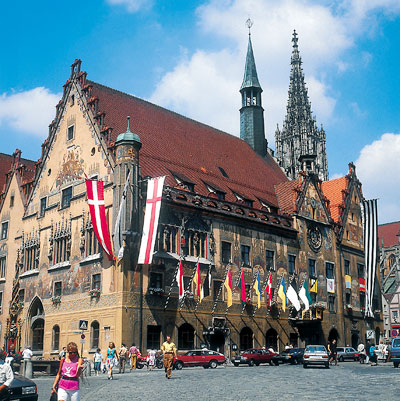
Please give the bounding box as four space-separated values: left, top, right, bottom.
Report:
52 342 83 401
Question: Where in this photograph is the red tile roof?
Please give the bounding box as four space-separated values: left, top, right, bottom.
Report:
321 177 348 223
88 81 289 208
0 153 14 193
378 221 400 248
274 179 301 214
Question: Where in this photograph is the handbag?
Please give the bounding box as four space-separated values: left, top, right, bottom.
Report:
50 391 58 401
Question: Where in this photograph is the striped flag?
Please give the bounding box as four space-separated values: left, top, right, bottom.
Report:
224 267 233 308
299 280 312 311
286 277 301 311
238 270 247 306
359 277 366 292
200 266 211 301
253 271 262 309
278 275 287 312
361 199 378 318
138 176 165 264
265 274 272 308
86 179 114 261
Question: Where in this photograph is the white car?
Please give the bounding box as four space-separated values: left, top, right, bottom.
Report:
303 345 329 369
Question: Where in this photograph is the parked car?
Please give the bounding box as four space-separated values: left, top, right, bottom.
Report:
336 347 359 362
390 337 400 368
8 374 38 401
233 348 279 367
174 350 226 369
303 345 329 369
279 348 305 365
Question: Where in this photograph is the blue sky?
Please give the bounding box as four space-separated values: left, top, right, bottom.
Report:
1 0 400 223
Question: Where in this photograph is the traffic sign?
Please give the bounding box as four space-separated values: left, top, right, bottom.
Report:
80 339 85 344
392 329 398 337
81 334 85 340
79 320 88 331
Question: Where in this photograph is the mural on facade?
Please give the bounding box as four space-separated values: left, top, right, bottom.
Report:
56 147 85 188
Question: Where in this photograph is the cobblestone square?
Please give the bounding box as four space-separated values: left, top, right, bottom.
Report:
34 362 399 401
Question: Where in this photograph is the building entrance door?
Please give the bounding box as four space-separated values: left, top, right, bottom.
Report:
209 331 225 354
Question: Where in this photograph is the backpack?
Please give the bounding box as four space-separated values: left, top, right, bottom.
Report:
369 346 375 357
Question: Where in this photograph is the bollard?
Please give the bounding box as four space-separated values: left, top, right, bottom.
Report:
87 360 92 376
24 359 33 379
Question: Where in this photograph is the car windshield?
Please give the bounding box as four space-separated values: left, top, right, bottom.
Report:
306 346 326 353
393 339 400 347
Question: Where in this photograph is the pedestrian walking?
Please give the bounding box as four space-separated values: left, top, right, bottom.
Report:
0 350 14 401
365 340 371 363
377 340 385 362
22 346 33 376
369 342 378 366
328 339 338 365
105 342 118 380
161 336 177 379
59 346 67 360
357 342 366 363
147 349 156 371
129 343 139 371
51 341 83 401
93 348 103 376
118 344 128 373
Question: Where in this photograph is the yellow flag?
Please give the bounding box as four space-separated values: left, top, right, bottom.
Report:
310 278 318 293
224 267 233 308
278 275 286 312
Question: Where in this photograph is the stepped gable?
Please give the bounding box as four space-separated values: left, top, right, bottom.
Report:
378 221 400 248
321 176 348 223
88 80 288 208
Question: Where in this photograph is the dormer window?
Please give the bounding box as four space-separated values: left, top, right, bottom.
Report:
171 171 195 192
205 183 225 201
233 191 253 208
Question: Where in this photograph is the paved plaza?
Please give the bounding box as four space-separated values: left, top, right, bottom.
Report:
34 362 399 401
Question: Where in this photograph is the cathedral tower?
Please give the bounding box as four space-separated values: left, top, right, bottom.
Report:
275 31 328 181
240 22 267 157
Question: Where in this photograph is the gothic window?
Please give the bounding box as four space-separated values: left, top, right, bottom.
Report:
240 327 253 351
221 241 231 264
288 255 296 275
344 260 350 276
39 197 47 217
241 245 251 267
32 319 44 351
90 321 100 349
162 225 179 254
308 259 316 278
52 325 60 351
23 231 40 272
357 263 364 278
86 228 100 256
67 125 74 141
49 219 71 266
266 250 274 271
0 257 5 279
178 323 195 350
325 262 334 279
147 326 161 350
149 272 163 290
54 281 62 297
92 274 101 290
61 187 72 209
1 222 8 240
328 296 335 313
345 292 351 305
19 289 24 303
184 231 208 258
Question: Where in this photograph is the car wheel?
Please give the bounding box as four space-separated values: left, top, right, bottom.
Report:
303 363 308 369
248 359 255 367
175 361 184 370
394 362 399 368
292 358 298 365
209 360 218 369
233 363 239 367
269 361 273 366
273 360 279 366
339 356 344 362
325 363 330 369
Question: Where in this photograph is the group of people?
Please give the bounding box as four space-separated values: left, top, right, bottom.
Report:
358 340 390 365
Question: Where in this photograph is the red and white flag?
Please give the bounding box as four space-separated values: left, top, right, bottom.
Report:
265 274 272 308
359 277 366 292
176 259 184 300
138 176 165 264
85 180 114 261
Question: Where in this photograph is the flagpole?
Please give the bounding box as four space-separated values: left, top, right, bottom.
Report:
212 264 230 315
241 269 257 316
164 258 182 310
179 257 200 311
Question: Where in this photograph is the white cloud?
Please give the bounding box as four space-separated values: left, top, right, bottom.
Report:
106 0 152 13
150 0 400 142
356 133 400 224
0 87 61 138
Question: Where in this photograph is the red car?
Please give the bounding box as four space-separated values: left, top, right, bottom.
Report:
233 348 279 366
174 349 226 369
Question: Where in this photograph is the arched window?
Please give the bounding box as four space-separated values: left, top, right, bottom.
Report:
178 323 195 350
52 325 60 351
265 328 277 351
90 321 100 349
32 319 44 352
240 327 253 351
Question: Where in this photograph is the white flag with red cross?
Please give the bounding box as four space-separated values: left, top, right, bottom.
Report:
138 176 165 264
85 179 114 261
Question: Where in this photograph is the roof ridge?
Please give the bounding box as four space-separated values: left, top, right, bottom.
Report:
88 80 243 142
378 221 400 227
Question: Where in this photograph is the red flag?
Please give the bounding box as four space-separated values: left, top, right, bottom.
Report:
359 277 366 292
265 274 272 308
193 262 201 297
238 270 247 305
176 259 184 300
85 180 114 261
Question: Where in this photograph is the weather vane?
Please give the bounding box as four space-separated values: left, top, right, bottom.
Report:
246 18 253 36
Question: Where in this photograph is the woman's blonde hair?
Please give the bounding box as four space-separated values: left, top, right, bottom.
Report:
67 342 79 357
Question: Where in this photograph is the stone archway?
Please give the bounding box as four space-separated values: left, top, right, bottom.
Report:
328 328 339 343
27 297 45 354
351 333 359 349
265 328 278 351
240 327 253 351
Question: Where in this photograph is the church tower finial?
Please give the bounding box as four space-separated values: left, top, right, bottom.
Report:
240 20 267 157
274 30 328 181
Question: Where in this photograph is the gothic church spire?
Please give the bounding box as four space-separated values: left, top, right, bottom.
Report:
240 21 267 157
275 30 328 181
